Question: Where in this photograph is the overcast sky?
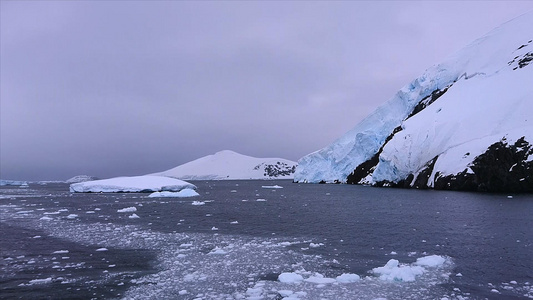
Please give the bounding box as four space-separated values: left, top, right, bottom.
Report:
2 1 533 181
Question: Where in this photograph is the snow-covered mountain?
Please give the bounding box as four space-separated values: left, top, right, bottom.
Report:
151 150 297 180
295 13 533 193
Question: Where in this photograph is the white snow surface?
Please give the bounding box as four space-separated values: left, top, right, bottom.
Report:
150 150 297 180
148 189 199 198
295 12 533 184
65 175 99 184
69 175 196 193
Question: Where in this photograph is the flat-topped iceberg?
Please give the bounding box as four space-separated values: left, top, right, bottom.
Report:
148 189 199 198
69 175 196 193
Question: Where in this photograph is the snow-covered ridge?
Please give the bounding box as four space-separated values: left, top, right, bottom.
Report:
151 150 297 180
65 175 99 184
0 180 28 186
295 12 533 192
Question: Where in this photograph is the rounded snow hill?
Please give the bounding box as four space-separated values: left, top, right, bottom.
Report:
69 175 196 193
151 150 297 180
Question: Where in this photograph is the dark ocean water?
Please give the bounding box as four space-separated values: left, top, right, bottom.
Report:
1 180 532 300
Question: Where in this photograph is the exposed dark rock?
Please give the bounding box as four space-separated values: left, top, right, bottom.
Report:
257 162 296 177
411 156 438 189
346 126 402 184
406 86 451 120
372 157 437 189
508 51 533 70
518 53 533 69
434 137 533 193
433 170 478 191
369 138 533 193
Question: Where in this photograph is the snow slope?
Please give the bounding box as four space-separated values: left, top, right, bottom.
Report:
295 12 533 192
151 150 297 180
69 175 196 193
65 175 99 184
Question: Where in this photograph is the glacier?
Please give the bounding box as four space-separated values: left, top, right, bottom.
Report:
294 12 533 192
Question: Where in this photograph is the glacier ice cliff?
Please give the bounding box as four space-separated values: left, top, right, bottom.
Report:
294 12 533 192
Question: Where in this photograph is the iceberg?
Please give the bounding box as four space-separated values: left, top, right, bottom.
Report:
69 175 196 193
148 189 199 198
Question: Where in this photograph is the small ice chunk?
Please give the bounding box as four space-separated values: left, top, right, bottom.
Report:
309 243 324 248
230 221 239 224
372 259 425 282
336 273 361 283
278 272 304 283
261 185 283 189
211 227 219 231
117 207 136 213
304 273 336 284
415 255 446 267
178 290 188 295
66 214 78 219
39 216 53 221
148 189 199 198
192 201 205 206
208 248 227 255
128 213 140 219
96 248 108 252
256 199 267 202
390 251 397 255
52 250 69 254
29 278 52 285
278 290 294 297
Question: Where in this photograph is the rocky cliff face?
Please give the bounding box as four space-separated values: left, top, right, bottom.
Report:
295 13 533 193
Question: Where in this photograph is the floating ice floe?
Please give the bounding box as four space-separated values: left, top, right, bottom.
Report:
262 185 283 189
27 278 53 285
309 242 324 248
148 189 199 198
278 272 304 283
191 201 205 206
128 213 140 219
69 175 196 193
372 255 448 282
117 207 137 213
336 273 361 283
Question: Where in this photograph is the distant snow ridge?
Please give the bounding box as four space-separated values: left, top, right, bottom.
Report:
295 12 533 192
65 175 99 184
0 180 28 186
151 150 297 180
